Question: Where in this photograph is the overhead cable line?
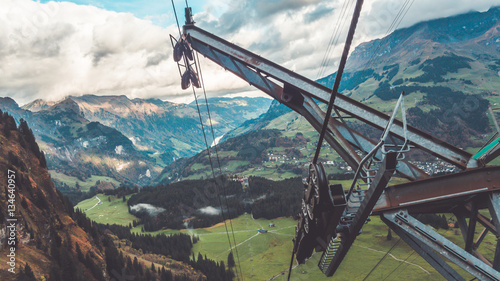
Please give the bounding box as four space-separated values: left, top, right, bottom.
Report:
316 0 353 80
182 0 243 278
382 250 416 281
313 0 364 164
362 238 402 281
170 1 242 280
288 1 364 280
194 49 244 281
350 0 415 91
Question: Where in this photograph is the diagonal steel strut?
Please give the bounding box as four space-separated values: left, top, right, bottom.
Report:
182 24 476 170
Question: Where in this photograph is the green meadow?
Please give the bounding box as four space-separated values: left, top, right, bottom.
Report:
76 194 494 280
75 194 138 226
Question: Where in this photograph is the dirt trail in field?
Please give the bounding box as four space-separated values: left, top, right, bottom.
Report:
354 244 430 274
85 196 101 212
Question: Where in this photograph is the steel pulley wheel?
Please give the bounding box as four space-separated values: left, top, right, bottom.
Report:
305 163 328 220
303 215 310 234
301 198 308 217
189 68 201 88
173 39 194 62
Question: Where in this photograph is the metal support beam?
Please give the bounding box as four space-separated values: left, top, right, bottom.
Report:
183 25 476 169
383 210 500 281
323 152 398 276
455 212 470 243
382 215 465 281
466 202 479 253
302 96 429 181
187 32 430 181
374 166 500 214
488 192 500 270
474 228 489 250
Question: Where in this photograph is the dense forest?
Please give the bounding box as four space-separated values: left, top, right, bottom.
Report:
128 176 246 230
248 177 303 220
127 176 305 230
95 223 234 280
95 223 194 262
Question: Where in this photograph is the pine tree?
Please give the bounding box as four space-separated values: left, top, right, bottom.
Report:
75 243 85 263
24 263 36 280
227 251 235 268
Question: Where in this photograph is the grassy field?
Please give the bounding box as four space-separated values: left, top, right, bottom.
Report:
74 194 138 226
77 192 494 281
130 213 478 281
50 170 121 192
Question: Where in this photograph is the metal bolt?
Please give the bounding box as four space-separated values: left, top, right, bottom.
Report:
404 214 407 218
398 221 403 225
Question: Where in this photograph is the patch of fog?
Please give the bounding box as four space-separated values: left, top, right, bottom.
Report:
198 206 221 216
115 145 124 155
130 203 166 216
138 169 151 179
129 136 140 145
211 134 224 147
116 161 131 171
243 194 267 205
255 194 267 201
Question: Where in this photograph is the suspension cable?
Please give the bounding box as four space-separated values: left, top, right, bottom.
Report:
170 1 242 279
316 0 352 80
171 0 182 37
362 238 402 281
286 249 295 281
313 0 364 165
190 86 240 279
382 250 415 281
349 0 414 91
195 50 244 280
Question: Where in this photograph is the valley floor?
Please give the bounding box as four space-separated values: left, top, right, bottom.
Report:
75 195 482 280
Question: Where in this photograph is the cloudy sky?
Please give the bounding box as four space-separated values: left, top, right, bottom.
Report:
1 0 499 105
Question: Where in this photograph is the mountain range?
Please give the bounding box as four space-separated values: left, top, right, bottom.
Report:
1 6 500 280
154 6 500 184
0 109 231 281
2 7 500 190
0 95 272 188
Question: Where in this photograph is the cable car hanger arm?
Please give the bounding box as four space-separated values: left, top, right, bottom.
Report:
181 24 476 170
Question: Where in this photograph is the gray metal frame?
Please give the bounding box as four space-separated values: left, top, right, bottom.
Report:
382 210 500 280
178 19 500 280
183 25 477 170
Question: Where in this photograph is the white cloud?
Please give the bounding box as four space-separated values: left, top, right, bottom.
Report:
130 203 166 216
1 0 499 105
198 206 221 215
0 0 185 105
197 0 500 80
